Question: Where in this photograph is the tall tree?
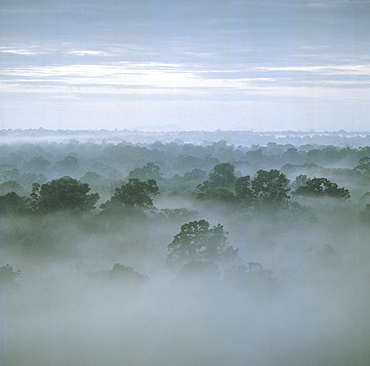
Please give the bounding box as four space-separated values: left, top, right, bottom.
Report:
33 177 99 213
198 163 236 192
293 177 350 199
235 175 254 204
100 178 159 214
0 191 29 215
251 169 290 208
166 219 239 268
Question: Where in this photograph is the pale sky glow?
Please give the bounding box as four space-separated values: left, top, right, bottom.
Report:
0 0 369 131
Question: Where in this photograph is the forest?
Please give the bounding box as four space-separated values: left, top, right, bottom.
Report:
1 129 370 366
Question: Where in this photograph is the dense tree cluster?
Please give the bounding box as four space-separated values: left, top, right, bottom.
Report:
166 219 239 269
1 131 369 293
1 130 370 366
32 177 100 213
197 166 291 209
293 176 350 199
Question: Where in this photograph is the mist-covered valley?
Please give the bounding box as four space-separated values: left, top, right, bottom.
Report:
1 129 370 366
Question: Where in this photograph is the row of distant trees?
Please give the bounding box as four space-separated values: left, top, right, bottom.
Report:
197 163 350 206
0 162 354 216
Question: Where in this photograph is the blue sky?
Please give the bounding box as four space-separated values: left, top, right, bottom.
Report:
0 0 369 131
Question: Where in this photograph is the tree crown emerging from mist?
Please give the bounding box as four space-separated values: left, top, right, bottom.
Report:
32 177 100 213
100 178 159 214
166 219 239 268
293 177 350 199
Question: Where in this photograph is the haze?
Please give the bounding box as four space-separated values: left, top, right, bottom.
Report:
0 129 369 365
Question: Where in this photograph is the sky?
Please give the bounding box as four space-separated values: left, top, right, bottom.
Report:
0 0 369 131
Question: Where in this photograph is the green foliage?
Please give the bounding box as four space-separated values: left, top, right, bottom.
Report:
198 163 236 192
0 191 30 215
128 163 163 182
251 169 291 208
34 177 99 213
166 219 239 268
291 174 308 190
101 178 159 214
235 175 254 204
198 168 290 209
354 156 370 174
0 180 25 196
157 208 198 221
183 168 208 182
196 187 236 202
293 177 350 199
0 169 47 190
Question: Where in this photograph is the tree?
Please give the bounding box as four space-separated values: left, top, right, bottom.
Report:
0 192 29 215
183 168 207 182
0 180 25 196
128 163 163 182
166 219 239 268
235 175 254 204
354 157 370 174
28 156 50 173
197 163 236 192
100 178 159 213
293 177 350 199
251 169 290 208
109 263 149 285
196 187 236 202
33 177 99 213
291 174 308 190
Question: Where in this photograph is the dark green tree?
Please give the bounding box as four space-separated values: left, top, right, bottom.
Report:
293 177 350 199
291 174 308 190
198 163 236 192
33 177 99 213
235 175 254 204
196 187 236 202
251 169 290 208
100 178 159 213
166 219 239 268
0 191 29 215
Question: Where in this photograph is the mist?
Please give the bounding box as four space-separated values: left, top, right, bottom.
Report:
1 129 370 366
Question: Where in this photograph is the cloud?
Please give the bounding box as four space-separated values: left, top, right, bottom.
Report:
1 58 369 105
67 50 112 57
257 65 370 77
0 47 50 56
